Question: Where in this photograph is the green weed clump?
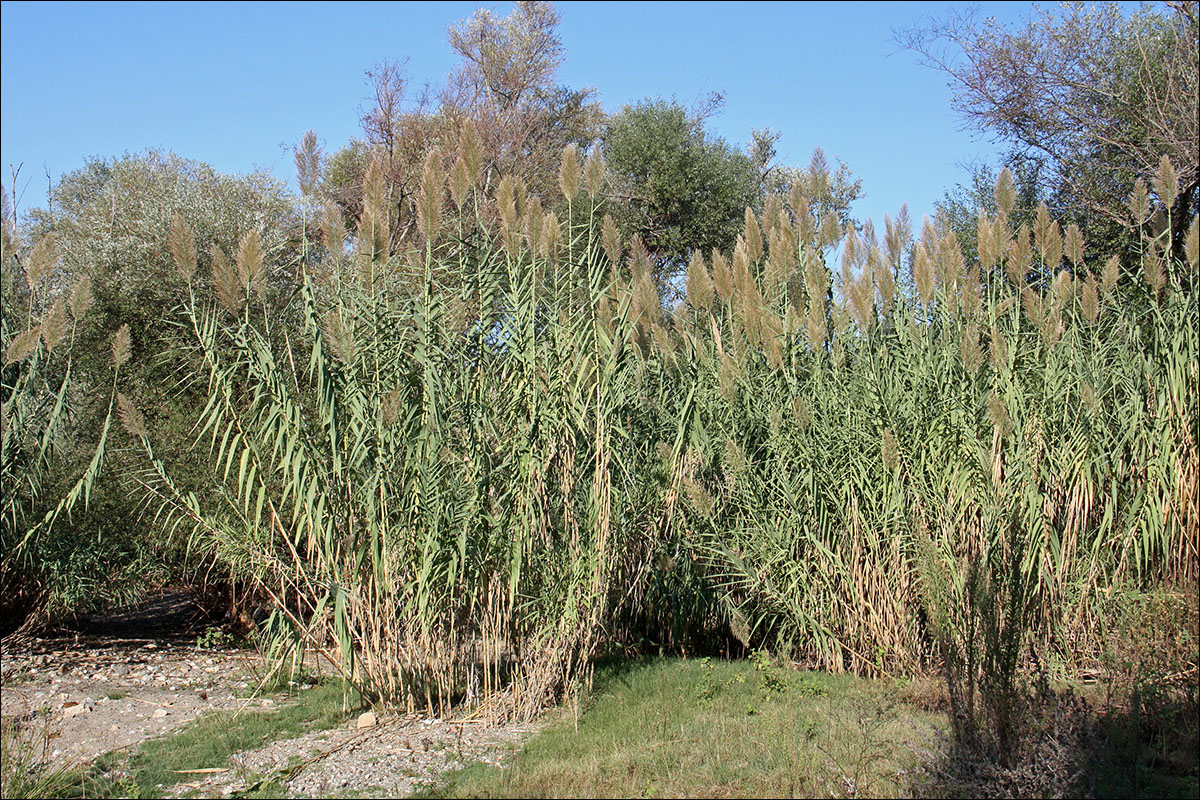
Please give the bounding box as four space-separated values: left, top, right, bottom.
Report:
0 717 79 800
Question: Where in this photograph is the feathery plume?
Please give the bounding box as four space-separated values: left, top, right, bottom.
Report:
794 195 815 245
1021 287 1044 330
1051 268 1074 307
682 474 715 518
363 156 386 224
986 391 1010 436
321 200 345 258
1185 215 1198 273
117 393 148 438
763 195 784 240
994 167 1017 217
1006 225 1032 287
808 148 831 201
960 320 982 375
818 214 841 249
1142 247 1166 295
1039 219 1063 270
1153 155 1178 208
848 268 875 334
235 230 265 300
743 207 763 262
732 237 752 295
977 212 998 270
523 194 544 255
913 243 935 308
792 396 810 429
322 309 356 364
497 176 518 232
112 324 132 369
712 250 734 301
601 214 621 266
540 210 561 261
417 147 444 243
881 428 899 472
25 233 55 290
937 231 964 303
686 250 714 310
459 119 482 183
1041 304 1064 346
558 144 580 202
456 118 480 181
962 265 982 318
584 146 606 197
1100 255 1120 297
5 328 40 364
840 224 861 279
40 297 68 351
1081 274 1100 323
876 259 897 317
449 156 473 210
294 130 322 197
884 205 911 274
169 213 197 283
804 299 827 351
989 325 1008 373
1065 223 1084 268
69 274 94 320
628 233 650 277
1128 178 1149 224
381 388 404 425
211 244 242 314
1033 202 1052 257
788 183 807 222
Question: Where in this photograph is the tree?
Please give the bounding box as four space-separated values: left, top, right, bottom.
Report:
6 151 296 623
320 2 602 256
900 2 1199 259
602 98 760 279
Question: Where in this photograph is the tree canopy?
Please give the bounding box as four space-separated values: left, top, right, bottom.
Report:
602 99 761 277
900 2 1199 258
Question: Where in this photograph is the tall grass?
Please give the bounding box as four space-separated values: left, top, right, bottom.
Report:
126 143 1197 719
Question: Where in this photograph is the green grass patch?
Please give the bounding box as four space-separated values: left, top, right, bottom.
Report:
421 656 944 799
76 680 364 798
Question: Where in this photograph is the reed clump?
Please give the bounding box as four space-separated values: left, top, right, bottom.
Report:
125 149 1196 721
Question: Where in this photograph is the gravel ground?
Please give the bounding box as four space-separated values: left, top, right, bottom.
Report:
166 713 538 798
0 590 539 797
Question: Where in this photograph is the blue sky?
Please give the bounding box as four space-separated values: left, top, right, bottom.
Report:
0 1 1074 232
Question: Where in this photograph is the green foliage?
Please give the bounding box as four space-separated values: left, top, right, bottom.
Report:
602 98 760 277
2 151 298 625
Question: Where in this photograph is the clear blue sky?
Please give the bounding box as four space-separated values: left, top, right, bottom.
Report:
0 1 1077 233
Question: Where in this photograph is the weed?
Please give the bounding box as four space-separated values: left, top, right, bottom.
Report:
0 717 80 800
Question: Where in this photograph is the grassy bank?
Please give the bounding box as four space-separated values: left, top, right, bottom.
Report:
423 656 944 798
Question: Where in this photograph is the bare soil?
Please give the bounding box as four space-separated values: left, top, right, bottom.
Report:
0 590 536 797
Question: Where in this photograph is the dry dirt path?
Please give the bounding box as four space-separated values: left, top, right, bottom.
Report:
0 590 537 798
1 590 272 765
